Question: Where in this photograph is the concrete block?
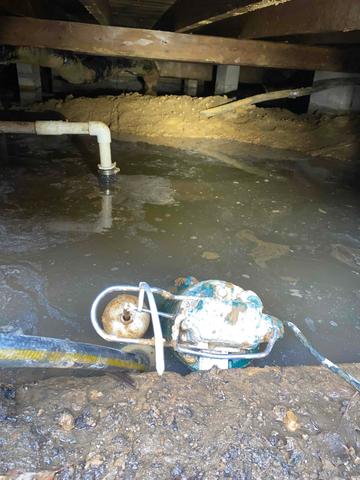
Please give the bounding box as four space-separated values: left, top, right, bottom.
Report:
16 63 42 106
309 71 360 113
215 65 240 95
184 79 199 96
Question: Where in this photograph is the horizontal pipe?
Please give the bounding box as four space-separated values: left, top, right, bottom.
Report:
0 120 118 175
0 121 35 134
35 120 90 136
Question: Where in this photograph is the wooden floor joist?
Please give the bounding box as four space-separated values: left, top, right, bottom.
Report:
157 0 295 33
78 0 111 25
0 16 359 73
199 0 360 40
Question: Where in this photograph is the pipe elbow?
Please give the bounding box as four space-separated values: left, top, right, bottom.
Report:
88 121 111 144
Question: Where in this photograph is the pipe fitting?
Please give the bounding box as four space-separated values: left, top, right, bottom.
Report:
88 121 118 176
2 120 119 177
88 121 111 144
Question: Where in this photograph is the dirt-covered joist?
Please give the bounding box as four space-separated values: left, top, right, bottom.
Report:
157 0 295 33
0 16 359 72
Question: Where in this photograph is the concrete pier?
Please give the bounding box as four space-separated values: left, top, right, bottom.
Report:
309 71 360 113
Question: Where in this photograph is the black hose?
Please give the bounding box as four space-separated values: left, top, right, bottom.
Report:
0 334 147 373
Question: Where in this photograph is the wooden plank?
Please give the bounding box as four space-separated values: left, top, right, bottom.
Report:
78 0 111 25
156 0 294 33
204 0 360 40
201 78 360 117
0 16 359 73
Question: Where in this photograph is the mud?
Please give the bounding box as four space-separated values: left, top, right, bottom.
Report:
0 364 359 479
36 94 360 163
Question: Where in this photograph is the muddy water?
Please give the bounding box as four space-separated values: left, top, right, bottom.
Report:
0 134 359 378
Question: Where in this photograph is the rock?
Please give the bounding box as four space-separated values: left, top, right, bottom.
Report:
58 411 75 432
74 409 97 429
284 410 300 432
273 404 287 422
201 251 220 260
89 390 104 401
86 453 104 468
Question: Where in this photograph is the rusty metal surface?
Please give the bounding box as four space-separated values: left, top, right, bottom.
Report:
102 294 150 339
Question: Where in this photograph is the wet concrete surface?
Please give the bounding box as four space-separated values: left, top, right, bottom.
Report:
0 134 360 380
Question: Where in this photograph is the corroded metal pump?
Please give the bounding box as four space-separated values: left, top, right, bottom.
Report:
0 277 357 393
91 277 283 375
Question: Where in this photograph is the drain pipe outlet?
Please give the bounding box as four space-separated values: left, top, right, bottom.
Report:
34 121 119 177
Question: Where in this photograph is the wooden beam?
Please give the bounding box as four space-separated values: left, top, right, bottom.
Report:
78 0 111 25
0 16 359 73
202 0 360 40
156 0 294 33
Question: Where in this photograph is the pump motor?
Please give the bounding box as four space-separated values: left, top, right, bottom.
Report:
91 277 283 375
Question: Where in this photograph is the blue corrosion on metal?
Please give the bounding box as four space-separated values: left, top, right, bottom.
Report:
187 282 215 298
196 299 204 311
247 295 263 309
163 278 284 371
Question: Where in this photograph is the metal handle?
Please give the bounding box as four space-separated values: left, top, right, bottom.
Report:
175 327 280 360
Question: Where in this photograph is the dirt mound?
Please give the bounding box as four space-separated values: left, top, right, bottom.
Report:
36 93 360 162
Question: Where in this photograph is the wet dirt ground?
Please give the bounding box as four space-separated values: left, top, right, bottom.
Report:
0 133 360 478
0 365 359 479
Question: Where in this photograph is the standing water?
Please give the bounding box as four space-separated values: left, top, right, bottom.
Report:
0 134 359 378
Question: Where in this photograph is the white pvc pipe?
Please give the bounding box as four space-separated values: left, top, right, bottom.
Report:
0 120 117 175
35 121 116 174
